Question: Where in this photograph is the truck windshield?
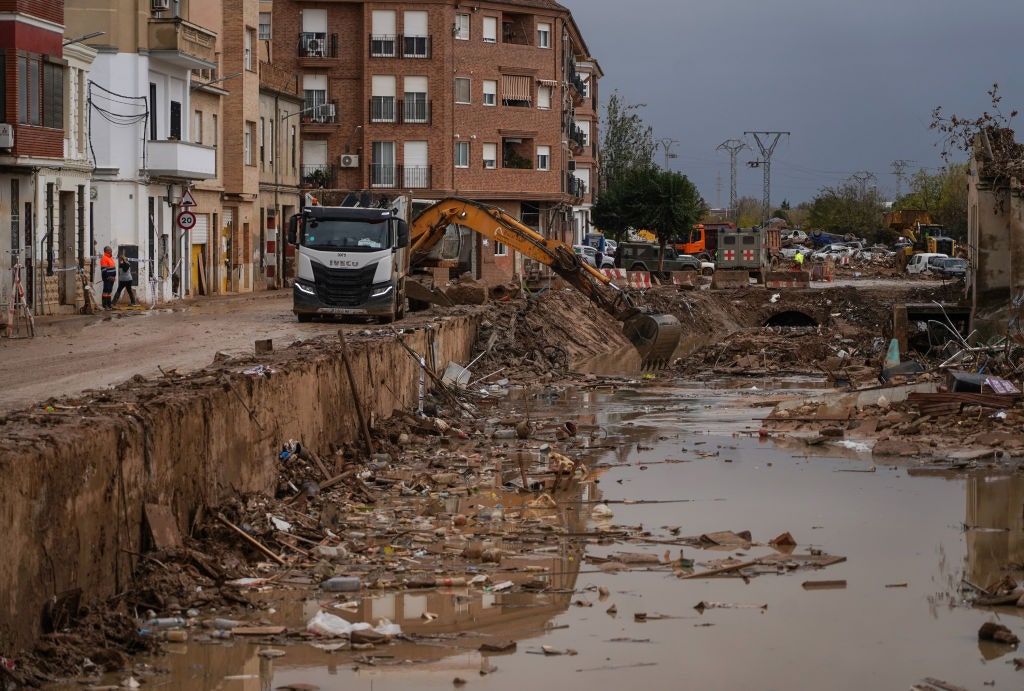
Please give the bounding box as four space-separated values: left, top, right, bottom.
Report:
304 218 390 251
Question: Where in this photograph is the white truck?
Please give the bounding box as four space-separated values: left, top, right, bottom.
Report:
287 197 411 323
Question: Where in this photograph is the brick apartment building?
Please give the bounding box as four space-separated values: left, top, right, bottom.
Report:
270 0 599 285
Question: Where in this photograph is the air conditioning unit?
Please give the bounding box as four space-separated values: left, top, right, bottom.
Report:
0 124 14 149
321 103 336 119
339 154 360 168
151 0 170 12
306 38 325 57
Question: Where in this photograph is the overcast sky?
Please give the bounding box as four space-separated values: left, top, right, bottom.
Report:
568 0 1024 208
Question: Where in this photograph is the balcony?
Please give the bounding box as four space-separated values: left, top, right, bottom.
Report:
568 123 586 153
144 140 216 181
301 101 338 130
148 18 217 70
259 61 300 97
368 34 432 58
301 163 336 189
370 164 430 189
565 173 586 201
297 33 338 64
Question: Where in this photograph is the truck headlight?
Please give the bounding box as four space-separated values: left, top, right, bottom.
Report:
370 285 394 298
295 282 316 296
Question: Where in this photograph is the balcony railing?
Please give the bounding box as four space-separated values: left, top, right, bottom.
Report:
368 34 432 58
148 18 217 68
401 98 431 124
569 123 586 150
565 173 586 200
301 163 336 188
298 32 338 59
301 101 338 125
369 97 397 123
402 166 432 189
372 164 430 188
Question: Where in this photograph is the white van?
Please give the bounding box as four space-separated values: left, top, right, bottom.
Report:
906 252 948 275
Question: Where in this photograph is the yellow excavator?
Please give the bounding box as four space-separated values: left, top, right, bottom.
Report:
408 197 682 367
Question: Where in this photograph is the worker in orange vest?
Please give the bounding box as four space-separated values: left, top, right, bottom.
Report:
100 246 117 310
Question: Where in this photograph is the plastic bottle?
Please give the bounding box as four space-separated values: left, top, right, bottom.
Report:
212 618 242 630
320 576 362 592
143 617 187 629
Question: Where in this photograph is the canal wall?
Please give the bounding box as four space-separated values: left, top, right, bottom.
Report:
0 316 478 651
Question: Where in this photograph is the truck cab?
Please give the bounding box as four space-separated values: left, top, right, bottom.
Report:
288 203 410 322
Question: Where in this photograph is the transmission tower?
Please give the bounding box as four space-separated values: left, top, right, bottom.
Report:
716 138 747 222
744 131 789 225
848 170 877 196
890 159 912 199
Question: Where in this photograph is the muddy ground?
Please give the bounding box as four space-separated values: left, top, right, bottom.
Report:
3 273 1023 687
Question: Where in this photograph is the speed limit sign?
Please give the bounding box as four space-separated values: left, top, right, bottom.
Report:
177 210 197 230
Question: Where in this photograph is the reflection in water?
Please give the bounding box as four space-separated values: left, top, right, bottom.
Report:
965 475 1024 602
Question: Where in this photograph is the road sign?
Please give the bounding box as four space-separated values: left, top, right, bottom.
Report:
179 189 197 207
177 210 197 230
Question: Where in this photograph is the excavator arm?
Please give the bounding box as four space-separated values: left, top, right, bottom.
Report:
410 197 681 367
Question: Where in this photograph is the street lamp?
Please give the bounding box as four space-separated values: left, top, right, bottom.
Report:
63 31 104 47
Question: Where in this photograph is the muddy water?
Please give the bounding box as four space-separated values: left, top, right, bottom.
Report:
57 380 1024 690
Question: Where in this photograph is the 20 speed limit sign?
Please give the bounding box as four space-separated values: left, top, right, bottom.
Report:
177 210 197 230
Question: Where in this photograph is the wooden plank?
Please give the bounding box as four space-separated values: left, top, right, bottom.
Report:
232 625 287 636
802 580 847 590
145 503 184 549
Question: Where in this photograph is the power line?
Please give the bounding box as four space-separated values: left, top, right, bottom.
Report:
744 131 789 224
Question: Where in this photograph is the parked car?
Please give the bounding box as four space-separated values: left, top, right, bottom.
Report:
906 252 948 275
573 244 613 269
811 244 858 262
613 241 701 274
932 257 967 279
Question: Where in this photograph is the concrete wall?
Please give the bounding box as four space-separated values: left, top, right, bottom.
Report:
967 145 1024 339
0 315 477 651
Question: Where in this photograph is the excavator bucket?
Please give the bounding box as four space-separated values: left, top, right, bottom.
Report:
622 313 682 369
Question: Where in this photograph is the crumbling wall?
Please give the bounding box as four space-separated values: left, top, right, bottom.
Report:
0 317 478 651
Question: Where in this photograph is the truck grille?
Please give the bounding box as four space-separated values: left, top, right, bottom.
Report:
312 262 378 306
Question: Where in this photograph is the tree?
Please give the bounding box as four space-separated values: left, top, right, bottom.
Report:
895 163 969 239
599 91 656 189
594 168 706 270
806 181 886 241
931 83 1021 181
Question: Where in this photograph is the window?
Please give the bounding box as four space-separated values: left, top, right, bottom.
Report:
536 145 550 171
482 142 496 169
501 74 531 107
537 85 552 110
193 110 202 143
404 140 428 188
259 117 265 164
371 10 396 57
455 141 469 168
18 54 63 128
537 22 551 48
303 74 328 121
371 75 396 122
454 77 470 104
403 76 428 123
258 12 271 40
169 101 181 139
244 29 254 71
245 121 254 165
371 141 396 186
403 11 429 57
495 240 508 256
521 201 540 227
482 16 497 43
290 124 296 170
454 13 470 40
268 120 274 164
482 80 496 106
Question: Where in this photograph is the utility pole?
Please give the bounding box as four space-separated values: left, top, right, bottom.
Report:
890 159 912 199
657 138 679 169
744 130 789 225
848 170 876 196
716 138 747 223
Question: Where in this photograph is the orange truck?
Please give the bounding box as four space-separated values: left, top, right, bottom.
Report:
673 221 737 262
